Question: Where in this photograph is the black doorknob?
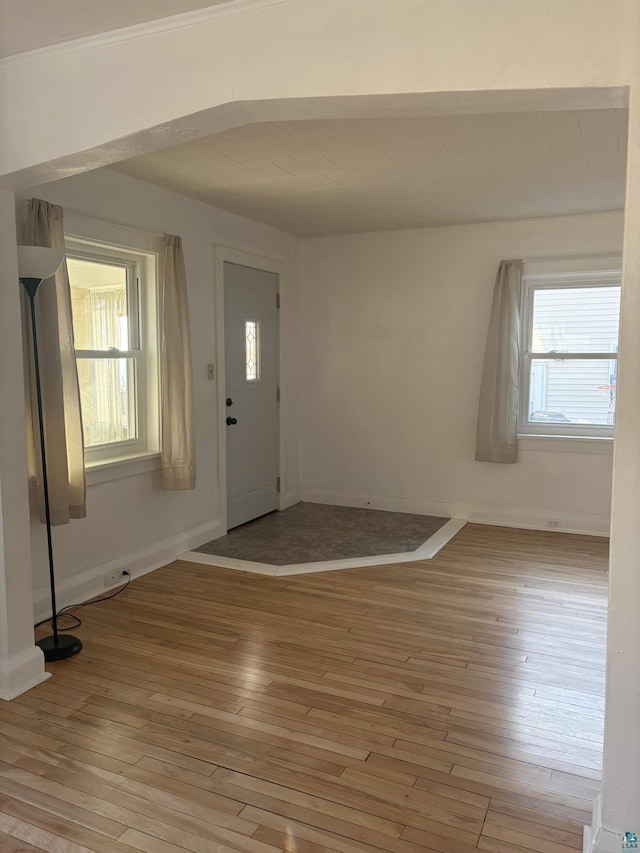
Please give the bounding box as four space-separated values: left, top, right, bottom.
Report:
226 416 237 425
226 397 233 407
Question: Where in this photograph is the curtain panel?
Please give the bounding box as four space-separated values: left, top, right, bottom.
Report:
161 234 196 490
22 198 86 523
475 259 524 464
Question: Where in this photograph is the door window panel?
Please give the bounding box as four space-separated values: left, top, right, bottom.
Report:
245 320 260 382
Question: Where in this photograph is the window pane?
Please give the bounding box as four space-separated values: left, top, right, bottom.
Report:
245 320 260 381
68 257 130 350
77 358 137 446
531 286 621 354
528 358 616 427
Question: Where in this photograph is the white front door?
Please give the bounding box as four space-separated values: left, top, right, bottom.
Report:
224 262 279 530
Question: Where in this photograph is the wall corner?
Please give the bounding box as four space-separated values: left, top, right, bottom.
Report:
0 645 49 702
584 794 634 853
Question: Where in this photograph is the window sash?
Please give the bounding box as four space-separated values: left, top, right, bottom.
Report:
527 352 618 360
76 349 142 359
519 273 620 438
67 249 140 351
67 241 148 458
75 351 146 456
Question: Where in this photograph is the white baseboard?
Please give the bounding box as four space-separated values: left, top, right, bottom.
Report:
280 489 301 510
300 489 610 537
466 504 610 537
584 794 602 853
180 517 467 577
180 551 279 575
0 645 50 701
583 794 625 853
33 518 223 624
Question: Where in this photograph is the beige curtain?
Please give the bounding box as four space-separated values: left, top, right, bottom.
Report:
22 199 86 523
161 235 196 490
475 259 524 463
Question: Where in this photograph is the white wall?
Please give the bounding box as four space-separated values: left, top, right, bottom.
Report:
0 0 630 184
20 168 299 617
300 211 624 535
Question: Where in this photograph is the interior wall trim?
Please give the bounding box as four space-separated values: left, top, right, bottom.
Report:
300 489 611 538
0 0 294 69
0 645 50 702
31 518 223 624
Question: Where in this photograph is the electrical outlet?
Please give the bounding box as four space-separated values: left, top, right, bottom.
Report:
546 519 560 529
103 568 128 588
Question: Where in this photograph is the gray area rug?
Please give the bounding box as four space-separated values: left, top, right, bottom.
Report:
195 502 449 565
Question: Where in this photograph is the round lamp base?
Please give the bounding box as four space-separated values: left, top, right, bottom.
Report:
37 634 82 662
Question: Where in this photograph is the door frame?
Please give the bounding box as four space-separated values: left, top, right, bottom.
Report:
214 244 283 534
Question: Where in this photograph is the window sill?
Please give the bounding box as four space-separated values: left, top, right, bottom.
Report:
518 435 614 454
85 452 161 486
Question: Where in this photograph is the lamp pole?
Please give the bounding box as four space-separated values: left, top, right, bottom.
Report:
18 248 82 662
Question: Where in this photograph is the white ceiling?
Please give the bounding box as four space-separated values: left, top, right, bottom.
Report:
116 109 628 237
0 0 233 58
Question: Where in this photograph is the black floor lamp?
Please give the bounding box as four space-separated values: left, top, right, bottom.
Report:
17 246 82 663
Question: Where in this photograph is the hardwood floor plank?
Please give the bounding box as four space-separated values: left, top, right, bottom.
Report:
484 809 583 847
252 823 344 853
119 821 283 853
0 769 126 839
481 817 579 853
369 755 592 826
0 840 47 853
12 523 605 853
148 693 370 759
487 800 584 836
0 801 139 853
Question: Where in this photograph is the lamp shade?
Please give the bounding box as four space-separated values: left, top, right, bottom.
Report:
17 246 65 282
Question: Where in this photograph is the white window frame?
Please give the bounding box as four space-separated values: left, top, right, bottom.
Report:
66 236 160 465
518 268 621 440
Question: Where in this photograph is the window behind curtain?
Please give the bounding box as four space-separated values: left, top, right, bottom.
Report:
520 270 621 438
66 238 159 463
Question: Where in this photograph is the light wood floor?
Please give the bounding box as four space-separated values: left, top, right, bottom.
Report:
2 523 608 853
